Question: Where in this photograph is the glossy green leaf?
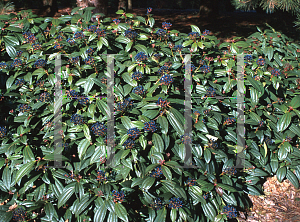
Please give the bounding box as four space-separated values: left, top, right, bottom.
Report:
15 161 35 183
115 203 129 222
277 113 291 132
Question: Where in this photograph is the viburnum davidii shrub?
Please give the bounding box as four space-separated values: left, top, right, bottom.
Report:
0 7 300 222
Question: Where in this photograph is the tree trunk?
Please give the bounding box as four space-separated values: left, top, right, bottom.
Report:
118 0 126 11
41 0 58 16
127 0 132 12
76 0 107 15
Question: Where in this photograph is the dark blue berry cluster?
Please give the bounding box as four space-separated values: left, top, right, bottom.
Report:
180 134 192 144
32 42 42 50
156 29 167 37
34 59 46 68
256 58 265 66
36 80 45 87
123 138 135 149
11 59 22 68
144 120 157 132
96 170 107 182
100 76 107 84
79 97 89 105
95 28 106 37
87 25 97 32
202 29 211 36
277 98 284 103
245 55 253 62
55 35 64 41
69 56 80 64
147 7 152 14
62 143 69 150
23 31 36 43
205 87 216 97
285 136 292 142
208 139 218 149
258 120 264 127
15 79 25 87
193 110 201 116
124 29 138 39
271 68 281 77
150 198 164 210
224 117 236 125
222 167 237 176
150 166 163 178
53 42 63 49
264 137 273 145
168 197 183 209
203 193 209 199
116 98 133 112
84 56 95 65
188 32 200 39
202 119 206 123
18 104 31 113
0 126 7 138
67 89 79 98
112 190 125 203
39 92 51 102
222 205 237 219
157 97 170 108
0 62 7 69
127 127 140 139
184 177 196 186
16 50 23 57
203 109 211 116
74 31 85 39
157 66 170 76
64 172 80 180
173 45 183 52
91 122 106 136
12 207 26 222
132 71 143 80
113 19 120 25
183 64 196 72
132 86 144 95
86 47 94 55
67 38 76 45
135 52 148 62
200 65 210 74
162 22 172 29
70 114 85 125
160 74 173 85
199 59 205 65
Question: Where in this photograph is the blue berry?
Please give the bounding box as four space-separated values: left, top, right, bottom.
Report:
18 104 31 113
87 25 97 32
84 56 95 65
15 79 25 87
0 62 7 69
79 97 89 105
156 29 167 37
162 22 172 29
144 120 157 132
264 137 273 145
70 114 85 125
208 139 218 149
123 138 135 149
245 55 252 62
113 19 120 25
168 197 183 209
39 92 51 102
11 59 22 68
132 71 143 80
256 58 265 66
205 87 216 97
147 7 152 14
135 52 148 62
132 86 144 95
53 42 63 49
69 56 80 64
202 29 211 36
16 50 23 57
12 207 26 222
199 59 205 65
159 74 173 85
285 136 292 142
188 32 200 39
67 38 76 45
173 45 183 52
153 54 161 61
62 143 69 150
271 68 281 77
200 65 210 74
184 177 196 186
116 98 134 112
55 35 64 41
222 167 237 176
222 205 237 219
34 59 46 68
32 42 42 50
96 170 107 182
150 198 164 210
23 31 36 43
183 64 196 72
203 109 211 116
277 98 284 103
193 110 201 116
157 66 170 75
224 117 236 125
86 47 94 55
157 97 170 108
112 190 125 203
124 29 138 39
95 28 106 37
203 193 209 199
74 31 85 39
36 80 45 88
0 126 7 138
100 76 107 84
127 127 140 139
67 89 79 98
258 120 264 127
91 122 106 136
149 166 163 178
180 134 192 144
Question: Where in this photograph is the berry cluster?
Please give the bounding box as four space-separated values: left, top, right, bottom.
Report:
84 56 95 65
160 74 173 85
64 172 80 180
23 31 36 43
205 87 216 97
124 29 138 39
67 89 79 98
144 120 157 132
132 71 143 80
183 64 196 72
147 7 152 14
32 42 42 50
127 127 140 139
70 114 85 125
222 205 238 219
168 197 183 209
34 59 47 68
112 190 125 203
18 104 31 113
16 50 23 57
67 38 76 45
202 29 211 36
69 56 80 64
208 139 218 149
271 68 281 77
0 62 7 69
90 122 106 135
245 55 253 62
74 31 85 39
173 45 183 52
135 52 148 62
116 98 134 112
188 32 200 39
0 126 7 138
55 35 64 41
180 134 192 144
113 19 120 25
87 25 97 32
264 137 273 145
256 58 265 66
258 120 264 127
277 98 284 103
86 47 94 55
162 22 172 29
199 59 205 65
157 97 170 108
203 109 211 116
200 65 210 74
149 166 163 178
11 59 22 68
203 193 209 199
193 110 201 116
223 167 237 176
132 86 145 95
39 92 51 102
79 97 89 105
12 207 26 222
157 65 170 75
15 79 25 87
100 76 107 84
156 29 167 37
62 143 69 150
150 198 164 210
96 170 107 182
202 119 206 123
224 117 236 125
53 42 63 49
95 28 106 37
184 177 196 186
285 136 292 142
123 138 135 149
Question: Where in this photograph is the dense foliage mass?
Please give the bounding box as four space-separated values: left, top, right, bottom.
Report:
0 7 300 222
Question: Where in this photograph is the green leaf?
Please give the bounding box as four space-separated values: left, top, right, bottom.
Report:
78 138 90 160
157 116 168 134
191 25 201 34
115 203 129 222
247 75 264 95
3 35 19 46
149 17 155 28
16 161 35 183
6 75 14 90
170 209 177 222
134 44 148 55
116 36 131 44
289 124 300 137
161 165 172 181
277 113 291 132
290 95 300 108
204 148 211 163
155 208 167 222
276 166 287 182
166 111 184 135
217 183 237 192
121 116 133 129
286 169 299 189
83 124 91 141
6 45 16 58
94 204 107 222
152 133 164 153
58 186 75 208
142 177 155 189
